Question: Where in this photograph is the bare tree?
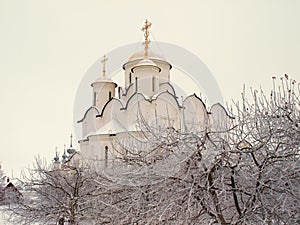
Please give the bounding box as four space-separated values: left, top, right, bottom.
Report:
5 76 299 224
225 75 300 224
100 76 299 224
0 165 6 204
5 157 111 225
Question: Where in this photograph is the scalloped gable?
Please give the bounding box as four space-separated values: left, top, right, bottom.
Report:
210 103 234 119
152 90 181 109
210 103 234 133
78 106 100 123
183 93 209 114
182 94 210 132
121 90 182 111
96 98 124 118
159 82 177 96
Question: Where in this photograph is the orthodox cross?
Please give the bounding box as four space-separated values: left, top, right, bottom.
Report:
101 55 108 77
141 19 152 58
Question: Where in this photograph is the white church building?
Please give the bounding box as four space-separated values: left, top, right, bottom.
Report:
57 20 230 166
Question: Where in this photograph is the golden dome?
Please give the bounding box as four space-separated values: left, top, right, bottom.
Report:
128 51 165 61
131 58 161 73
135 58 158 67
91 77 117 87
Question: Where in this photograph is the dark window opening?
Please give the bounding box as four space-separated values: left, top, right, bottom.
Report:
93 92 97 106
152 76 155 92
135 77 138 91
105 146 108 167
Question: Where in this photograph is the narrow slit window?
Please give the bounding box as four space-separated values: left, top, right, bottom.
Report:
93 92 97 105
152 76 155 92
105 146 108 167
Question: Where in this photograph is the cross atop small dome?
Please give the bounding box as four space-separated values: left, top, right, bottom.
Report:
101 55 108 77
141 19 152 59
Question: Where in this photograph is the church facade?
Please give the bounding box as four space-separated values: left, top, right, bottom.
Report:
75 20 229 164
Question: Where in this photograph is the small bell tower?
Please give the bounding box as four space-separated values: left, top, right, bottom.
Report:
91 55 117 111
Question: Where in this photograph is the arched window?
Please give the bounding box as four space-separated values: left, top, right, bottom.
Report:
129 72 132 84
109 91 112 100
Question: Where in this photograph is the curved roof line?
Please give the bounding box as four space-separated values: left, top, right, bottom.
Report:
95 90 182 120
122 92 148 110
77 106 100 123
121 90 182 111
152 90 182 109
159 82 177 96
122 82 135 97
96 98 124 118
131 64 161 73
123 58 172 70
210 103 235 119
183 93 209 114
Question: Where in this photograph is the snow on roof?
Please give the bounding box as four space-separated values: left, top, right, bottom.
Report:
95 119 126 135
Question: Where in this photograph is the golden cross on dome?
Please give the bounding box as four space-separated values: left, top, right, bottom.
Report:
101 55 108 76
141 19 152 58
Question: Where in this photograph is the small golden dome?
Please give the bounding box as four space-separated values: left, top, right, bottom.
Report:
128 51 165 61
131 59 161 73
91 77 117 87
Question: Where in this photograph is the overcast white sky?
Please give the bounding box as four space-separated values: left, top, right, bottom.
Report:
0 0 299 177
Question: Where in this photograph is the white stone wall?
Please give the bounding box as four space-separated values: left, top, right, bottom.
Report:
78 52 230 163
92 81 116 111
